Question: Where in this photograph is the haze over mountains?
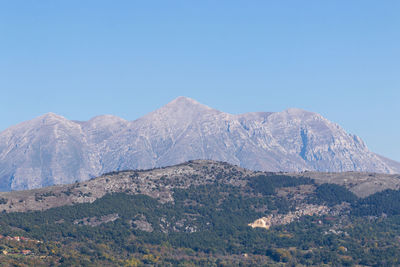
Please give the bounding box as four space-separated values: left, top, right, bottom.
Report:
0 96 399 191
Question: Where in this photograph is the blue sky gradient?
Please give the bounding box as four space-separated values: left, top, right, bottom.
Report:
1 1 399 161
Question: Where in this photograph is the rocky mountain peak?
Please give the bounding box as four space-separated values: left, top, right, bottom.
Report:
279 108 320 119
146 96 221 120
168 96 209 108
36 112 69 124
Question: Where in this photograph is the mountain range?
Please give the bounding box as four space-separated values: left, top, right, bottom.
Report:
1 96 399 191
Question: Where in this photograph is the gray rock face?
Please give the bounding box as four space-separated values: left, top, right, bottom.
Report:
0 96 399 191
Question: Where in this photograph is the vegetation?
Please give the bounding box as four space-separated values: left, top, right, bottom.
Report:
0 197 7 204
353 189 400 216
1 172 400 266
315 183 358 205
248 174 313 195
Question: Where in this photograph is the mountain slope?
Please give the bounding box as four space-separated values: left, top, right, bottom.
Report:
0 113 100 191
0 96 399 191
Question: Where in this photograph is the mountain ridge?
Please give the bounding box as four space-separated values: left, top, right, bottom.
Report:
0 96 399 191
1 159 399 214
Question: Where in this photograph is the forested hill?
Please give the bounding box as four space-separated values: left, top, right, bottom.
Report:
1 160 400 265
0 160 399 214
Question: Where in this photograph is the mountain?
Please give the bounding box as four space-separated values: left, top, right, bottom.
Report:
0 96 399 191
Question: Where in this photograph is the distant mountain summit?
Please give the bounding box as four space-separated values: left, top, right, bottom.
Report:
0 96 399 191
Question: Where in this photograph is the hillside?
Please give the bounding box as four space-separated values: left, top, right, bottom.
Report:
1 161 400 266
0 97 399 191
1 160 399 214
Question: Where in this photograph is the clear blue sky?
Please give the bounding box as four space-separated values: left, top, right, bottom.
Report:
1 1 399 161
